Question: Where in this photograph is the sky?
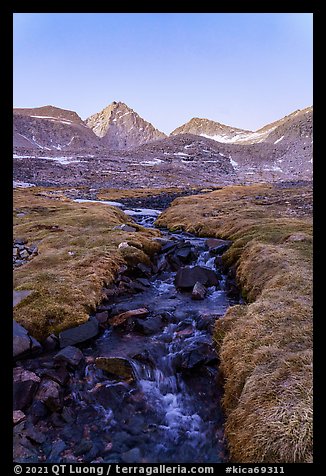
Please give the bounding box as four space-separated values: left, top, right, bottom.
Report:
13 13 313 134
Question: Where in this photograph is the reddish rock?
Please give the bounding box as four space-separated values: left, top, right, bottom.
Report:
35 379 63 412
175 327 194 338
13 410 26 425
108 308 149 327
13 368 41 411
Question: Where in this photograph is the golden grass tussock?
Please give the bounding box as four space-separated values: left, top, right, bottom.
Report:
13 188 160 340
157 183 313 463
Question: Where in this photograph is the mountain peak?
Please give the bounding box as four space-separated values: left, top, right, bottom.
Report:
85 102 166 149
171 117 252 143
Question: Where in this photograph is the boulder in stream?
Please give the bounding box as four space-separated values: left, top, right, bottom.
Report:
108 308 149 327
95 357 135 381
191 281 207 300
58 316 99 348
178 341 218 371
175 265 219 289
13 368 41 411
35 379 63 412
13 321 31 359
13 320 42 359
54 346 84 367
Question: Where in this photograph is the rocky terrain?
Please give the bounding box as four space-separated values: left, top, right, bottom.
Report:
86 101 166 150
12 100 314 464
13 103 313 188
171 107 312 145
13 106 102 151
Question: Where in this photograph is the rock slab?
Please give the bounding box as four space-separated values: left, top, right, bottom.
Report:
175 266 219 289
59 317 99 348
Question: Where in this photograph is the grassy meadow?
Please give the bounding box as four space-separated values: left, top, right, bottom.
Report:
13 188 160 340
156 183 313 463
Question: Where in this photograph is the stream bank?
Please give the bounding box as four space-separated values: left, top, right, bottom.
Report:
13 197 242 464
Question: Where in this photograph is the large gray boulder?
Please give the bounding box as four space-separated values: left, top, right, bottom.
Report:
58 316 99 348
54 346 84 367
13 320 42 359
175 266 219 289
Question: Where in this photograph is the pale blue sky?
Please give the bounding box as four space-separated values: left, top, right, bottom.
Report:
13 13 313 134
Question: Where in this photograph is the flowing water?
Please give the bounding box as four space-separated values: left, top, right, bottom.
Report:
16 202 241 464
67 203 238 463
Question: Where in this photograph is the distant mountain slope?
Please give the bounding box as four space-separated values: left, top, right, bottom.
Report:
171 117 252 143
13 106 101 151
86 101 167 150
130 132 235 174
171 106 313 146
13 105 86 125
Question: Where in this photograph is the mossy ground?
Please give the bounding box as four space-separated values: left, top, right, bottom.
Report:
156 182 313 463
13 188 160 341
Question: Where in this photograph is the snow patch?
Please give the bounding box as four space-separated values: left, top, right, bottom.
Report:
200 126 276 144
263 166 283 172
173 152 190 157
140 159 163 166
274 136 284 144
66 136 76 146
13 180 36 188
13 154 35 159
230 158 238 168
117 112 131 118
32 156 82 165
74 199 124 207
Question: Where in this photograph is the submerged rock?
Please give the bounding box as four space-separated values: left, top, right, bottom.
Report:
134 317 163 336
91 382 129 409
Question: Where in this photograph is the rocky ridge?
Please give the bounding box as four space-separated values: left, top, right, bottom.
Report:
13 103 313 186
86 101 167 150
13 106 101 151
171 106 313 146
